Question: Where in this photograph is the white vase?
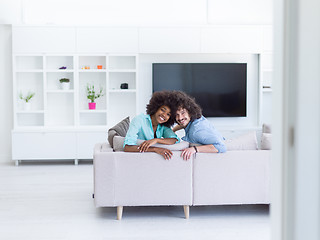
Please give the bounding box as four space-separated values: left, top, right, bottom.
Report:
61 82 70 90
24 102 31 111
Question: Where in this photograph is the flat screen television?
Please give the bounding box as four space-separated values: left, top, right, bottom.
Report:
152 63 247 117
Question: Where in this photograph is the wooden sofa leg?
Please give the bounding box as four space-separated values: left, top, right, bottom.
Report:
117 206 123 220
183 205 189 219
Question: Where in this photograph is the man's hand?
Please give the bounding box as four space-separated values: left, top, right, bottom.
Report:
138 139 158 152
180 147 197 161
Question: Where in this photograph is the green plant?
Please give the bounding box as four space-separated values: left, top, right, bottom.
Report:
59 78 70 83
19 92 35 103
86 84 104 103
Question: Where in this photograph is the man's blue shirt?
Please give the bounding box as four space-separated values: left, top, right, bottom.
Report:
124 113 180 146
182 116 226 153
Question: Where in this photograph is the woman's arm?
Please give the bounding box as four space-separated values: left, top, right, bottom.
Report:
124 144 173 160
138 138 177 152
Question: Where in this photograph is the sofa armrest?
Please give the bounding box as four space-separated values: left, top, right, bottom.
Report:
93 150 116 207
94 142 113 153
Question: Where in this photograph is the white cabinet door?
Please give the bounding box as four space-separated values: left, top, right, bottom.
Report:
77 132 107 159
201 26 263 53
12 132 77 160
77 27 139 53
12 26 76 53
139 28 201 53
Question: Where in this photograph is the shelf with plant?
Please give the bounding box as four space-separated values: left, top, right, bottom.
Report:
19 91 35 111
86 84 105 110
59 78 71 90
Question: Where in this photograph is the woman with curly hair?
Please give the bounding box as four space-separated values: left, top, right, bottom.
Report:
124 91 180 159
172 91 226 160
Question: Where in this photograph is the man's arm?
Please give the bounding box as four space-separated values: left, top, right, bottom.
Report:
172 124 183 132
180 144 218 161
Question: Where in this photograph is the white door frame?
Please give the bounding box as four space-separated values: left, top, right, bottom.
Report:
272 0 320 239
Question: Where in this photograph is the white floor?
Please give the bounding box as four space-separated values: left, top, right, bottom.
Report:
0 161 270 240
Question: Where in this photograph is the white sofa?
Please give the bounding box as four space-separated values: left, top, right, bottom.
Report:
93 129 271 220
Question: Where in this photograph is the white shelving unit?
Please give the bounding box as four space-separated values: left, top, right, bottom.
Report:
259 53 273 125
12 53 138 165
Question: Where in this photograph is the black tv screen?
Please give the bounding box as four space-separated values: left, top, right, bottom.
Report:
152 63 247 117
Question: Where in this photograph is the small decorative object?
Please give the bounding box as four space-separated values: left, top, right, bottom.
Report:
120 83 128 89
85 66 90 69
86 84 104 110
19 91 35 111
59 66 67 70
97 65 102 69
59 78 70 90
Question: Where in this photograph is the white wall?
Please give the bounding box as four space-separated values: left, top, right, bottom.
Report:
0 25 13 163
0 0 272 26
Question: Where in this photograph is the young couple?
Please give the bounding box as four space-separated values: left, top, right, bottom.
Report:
124 91 226 160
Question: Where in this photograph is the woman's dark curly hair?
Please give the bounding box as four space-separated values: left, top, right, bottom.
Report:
172 91 202 122
146 91 177 127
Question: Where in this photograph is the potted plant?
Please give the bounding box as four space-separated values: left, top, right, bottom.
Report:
19 91 35 111
59 78 70 90
86 84 104 110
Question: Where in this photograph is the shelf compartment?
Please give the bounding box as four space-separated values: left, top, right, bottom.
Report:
16 56 43 71
46 90 74 94
16 72 44 111
46 93 74 126
262 88 273 92
109 89 136 93
108 92 136 126
17 112 44 127
79 56 106 70
108 56 136 70
79 69 107 73
46 56 73 70
46 72 74 91
262 71 273 88
79 110 107 113
79 112 107 126
262 93 272 124
79 72 107 111
109 72 136 90
17 110 44 114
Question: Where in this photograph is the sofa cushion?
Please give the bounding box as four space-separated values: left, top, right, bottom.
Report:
107 117 130 148
113 136 189 152
262 123 272 133
261 133 272 150
224 131 258 151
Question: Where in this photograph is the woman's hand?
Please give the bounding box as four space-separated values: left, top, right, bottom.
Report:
180 147 197 161
138 139 158 152
154 147 173 160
